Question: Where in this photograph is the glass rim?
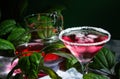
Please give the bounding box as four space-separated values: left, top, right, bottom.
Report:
59 26 111 46
24 13 55 23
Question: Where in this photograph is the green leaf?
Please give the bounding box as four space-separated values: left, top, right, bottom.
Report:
0 38 15 50
52 51 74 59
18 53 43 79
0 19 16 36
89 47 115 70
40 66 62 79
7 26 31 45
7 27 25 41
65 56 79 70
28 53 43 79
29 52 43 65
18 56 31 74
83 73 108 79
28 69 38 79
40 42 65 53
50 50 79 70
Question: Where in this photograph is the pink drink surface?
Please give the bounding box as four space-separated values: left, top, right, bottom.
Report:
62 33 108 63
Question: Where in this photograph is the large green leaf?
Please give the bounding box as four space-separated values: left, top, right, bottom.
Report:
52 50 75 59
0 19 16 36
83 73 108 79
18 53 43 79
64 55 79 70
40 66 62 79
88 47 117 78
89 47 116 70
40 42 65 53
7 26 31 45
0 38 15 50
7 27 25 41
18 56 31 74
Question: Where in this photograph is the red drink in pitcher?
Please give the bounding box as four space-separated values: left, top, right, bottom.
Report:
15 42 60 62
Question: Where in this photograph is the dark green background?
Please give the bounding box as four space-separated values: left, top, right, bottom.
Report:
0 0 120 39
62 0 120 40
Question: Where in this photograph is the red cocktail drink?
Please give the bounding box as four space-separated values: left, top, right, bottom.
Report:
59 26 111 74
62 33 108 63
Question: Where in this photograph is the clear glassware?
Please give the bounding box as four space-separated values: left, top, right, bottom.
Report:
23 12 64 70
59 26 111 74
14 12 64 78
24 12 63 43
14 30 63 78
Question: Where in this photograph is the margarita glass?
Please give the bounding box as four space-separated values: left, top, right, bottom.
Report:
59 26 111 74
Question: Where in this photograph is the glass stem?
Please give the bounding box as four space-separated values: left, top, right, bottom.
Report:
80 62 89 74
